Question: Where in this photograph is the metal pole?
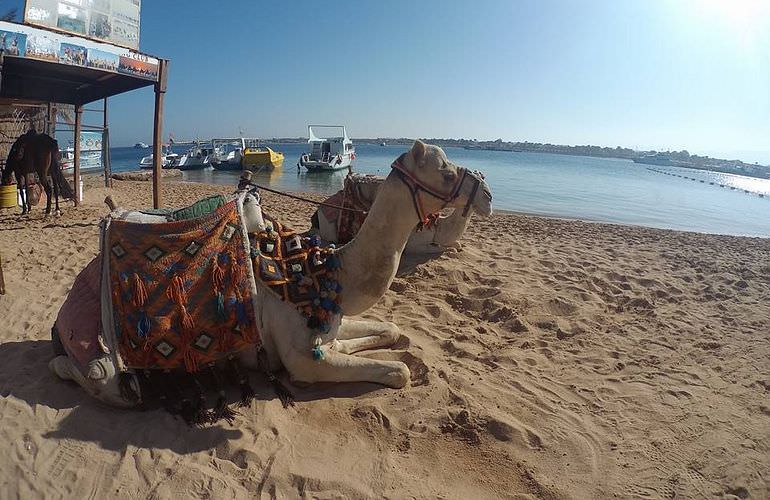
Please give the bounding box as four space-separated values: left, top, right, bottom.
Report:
74 105 83 206
102 98 112 187
152 59 168 209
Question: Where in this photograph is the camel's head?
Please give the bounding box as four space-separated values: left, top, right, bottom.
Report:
395 140 492 219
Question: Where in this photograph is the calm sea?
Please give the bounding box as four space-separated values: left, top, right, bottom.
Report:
108 144 770 238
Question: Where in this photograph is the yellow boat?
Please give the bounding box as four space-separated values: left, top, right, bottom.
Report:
241 146 284 170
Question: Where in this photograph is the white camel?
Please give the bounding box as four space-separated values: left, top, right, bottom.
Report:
312 174 475 254
49 140 492 407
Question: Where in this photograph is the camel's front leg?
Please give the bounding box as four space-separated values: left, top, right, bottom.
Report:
281 345 410 388
330 319 401 354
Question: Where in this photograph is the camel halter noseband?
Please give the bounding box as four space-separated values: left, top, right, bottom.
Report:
391 155 482 224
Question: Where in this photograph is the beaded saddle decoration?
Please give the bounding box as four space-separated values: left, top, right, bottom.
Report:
108 200 259 373
250 213 342 360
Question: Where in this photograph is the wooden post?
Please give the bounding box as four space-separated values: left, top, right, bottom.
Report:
0 253 5 296
152 59 169 209
102 98 112 187
46 102 54 135
74 105 83 206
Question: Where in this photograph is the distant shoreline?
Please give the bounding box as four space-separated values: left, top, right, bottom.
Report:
115 138 770 181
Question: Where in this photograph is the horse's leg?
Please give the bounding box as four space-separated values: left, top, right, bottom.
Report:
52 171 61 216
21 173 28 214
41 175 52 215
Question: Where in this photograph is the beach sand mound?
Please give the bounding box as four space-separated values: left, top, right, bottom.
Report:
0 176 767 499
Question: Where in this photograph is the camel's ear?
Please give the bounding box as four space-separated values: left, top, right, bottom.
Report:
411 140 426 164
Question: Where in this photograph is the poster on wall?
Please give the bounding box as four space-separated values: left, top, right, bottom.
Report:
24 0 141 50
80 131 103 170
0 20 159 81
0 29 27 56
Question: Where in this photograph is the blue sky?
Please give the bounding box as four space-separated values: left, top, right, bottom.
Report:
9 0 770 161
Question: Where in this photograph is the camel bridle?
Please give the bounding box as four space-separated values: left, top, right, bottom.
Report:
391 155 483 224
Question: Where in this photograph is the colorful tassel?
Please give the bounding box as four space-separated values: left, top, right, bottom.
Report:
167 275 195 330
137 310 151 338
131 273 148 308
235 300 248 325
311 336 325 361
215 292 226 319
211 256 225 290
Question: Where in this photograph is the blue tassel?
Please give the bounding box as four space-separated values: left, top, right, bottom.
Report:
312 336 325 361
236 300 248 325
215 292 226 319
137 311 151 338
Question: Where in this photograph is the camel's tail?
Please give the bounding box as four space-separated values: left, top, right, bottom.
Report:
50 155 75 200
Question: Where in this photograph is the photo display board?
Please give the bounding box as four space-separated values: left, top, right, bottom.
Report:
0 20 159 81
24 0 141 50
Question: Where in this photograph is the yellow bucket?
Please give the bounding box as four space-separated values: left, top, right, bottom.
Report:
0 184 17 209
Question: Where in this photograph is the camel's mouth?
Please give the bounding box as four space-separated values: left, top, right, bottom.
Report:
468 172 493 217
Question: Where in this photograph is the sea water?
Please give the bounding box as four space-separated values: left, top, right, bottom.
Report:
107 144 770 237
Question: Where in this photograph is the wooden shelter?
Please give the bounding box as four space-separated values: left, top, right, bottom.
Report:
0 20 168 208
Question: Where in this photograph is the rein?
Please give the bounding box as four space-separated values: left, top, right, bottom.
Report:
390 156 481 224
241 182 368 214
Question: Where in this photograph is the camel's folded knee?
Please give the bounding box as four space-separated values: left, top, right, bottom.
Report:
384 362 411 388
49 355 141 408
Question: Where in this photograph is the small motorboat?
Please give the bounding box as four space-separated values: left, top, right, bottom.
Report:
172 144 218 170
139 145 177 169
242 145 284 170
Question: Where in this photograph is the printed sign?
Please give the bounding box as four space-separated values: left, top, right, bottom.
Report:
24 0 141 50
0 21 159 81
80 131 103 170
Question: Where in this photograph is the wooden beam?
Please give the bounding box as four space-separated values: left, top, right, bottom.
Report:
74 105 83 206
0 253 5 296
152 59 168 209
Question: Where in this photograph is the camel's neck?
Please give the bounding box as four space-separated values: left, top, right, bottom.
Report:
336 172 419 315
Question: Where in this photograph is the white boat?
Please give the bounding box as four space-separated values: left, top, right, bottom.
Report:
134 142 149 149
299 125 356 172
60 146 74 172
210 138 244 170
171 144 220 170
139 146 177 169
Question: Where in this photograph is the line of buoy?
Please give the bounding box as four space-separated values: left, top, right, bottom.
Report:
645 167 768 199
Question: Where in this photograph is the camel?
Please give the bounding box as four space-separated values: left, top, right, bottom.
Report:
311 173 477 254
1 131 73 215
48 140 492 410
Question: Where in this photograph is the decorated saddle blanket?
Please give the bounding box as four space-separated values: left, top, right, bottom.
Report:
319 174 378 244
250 213 342 337
107 199 259 372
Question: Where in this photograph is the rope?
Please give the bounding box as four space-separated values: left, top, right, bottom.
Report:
246 182 368 214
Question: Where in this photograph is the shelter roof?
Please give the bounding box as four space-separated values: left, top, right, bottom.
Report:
0 21 164 105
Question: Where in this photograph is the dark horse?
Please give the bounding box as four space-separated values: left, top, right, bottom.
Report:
1 132 73 215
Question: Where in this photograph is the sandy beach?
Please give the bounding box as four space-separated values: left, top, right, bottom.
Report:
0 175 768 499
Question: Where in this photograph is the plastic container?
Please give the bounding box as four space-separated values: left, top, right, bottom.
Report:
0 184 17 209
